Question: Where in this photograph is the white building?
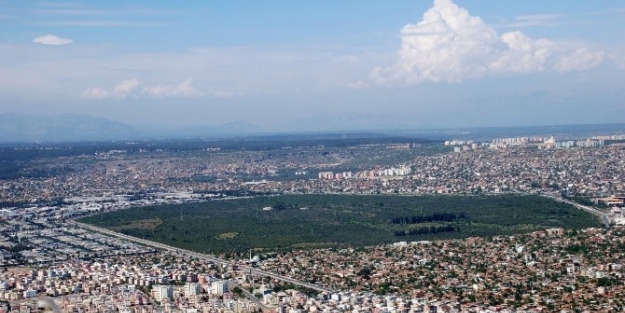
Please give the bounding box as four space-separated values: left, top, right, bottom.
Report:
152 285 173 302
211 280 228 295
23 289 37 298
184 283 201 297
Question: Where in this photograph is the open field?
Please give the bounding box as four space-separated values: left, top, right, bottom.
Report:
78 194 601 255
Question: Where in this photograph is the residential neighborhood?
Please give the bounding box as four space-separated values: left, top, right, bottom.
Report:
1 134 625 312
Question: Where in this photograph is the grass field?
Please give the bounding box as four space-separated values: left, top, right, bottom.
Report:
78 194 601 255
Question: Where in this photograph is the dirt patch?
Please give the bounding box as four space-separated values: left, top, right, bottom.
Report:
215 232 239 240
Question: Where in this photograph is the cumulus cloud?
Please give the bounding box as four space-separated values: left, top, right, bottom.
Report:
82 87 109 99
83 78 221 99
113 78 140 97
347 81 370 89
370 0 604 85
32 34 74 45
141 79 203 98
554 48 605 72
83 79 140 99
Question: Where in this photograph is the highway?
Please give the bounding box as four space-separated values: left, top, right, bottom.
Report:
72 221 334 293
541 194 611 228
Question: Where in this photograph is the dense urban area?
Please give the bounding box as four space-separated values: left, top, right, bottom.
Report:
1 131 625 312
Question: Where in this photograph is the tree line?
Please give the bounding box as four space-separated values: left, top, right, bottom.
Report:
390 212 466 224
394 224 459 237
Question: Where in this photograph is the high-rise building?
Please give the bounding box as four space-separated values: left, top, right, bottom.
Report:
152 285 173 302
211 280 228 295
184 283 201 297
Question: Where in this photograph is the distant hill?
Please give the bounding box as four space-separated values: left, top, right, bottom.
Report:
0 114 264 142
0 113 137 142
3 113 624 143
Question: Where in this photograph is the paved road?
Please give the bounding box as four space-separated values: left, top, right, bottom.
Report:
541 194 611 228
72 221 334 293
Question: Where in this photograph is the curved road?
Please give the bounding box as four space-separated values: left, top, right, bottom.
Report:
541 194 611 228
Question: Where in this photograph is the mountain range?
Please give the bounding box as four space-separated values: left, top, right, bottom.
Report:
0 114 263 142
2 113 624 143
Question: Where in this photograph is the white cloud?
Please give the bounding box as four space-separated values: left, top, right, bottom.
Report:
83 79 140 99
347 81 369 89
141 79 203 98
82 87 109 99
371 0 605 85
554 48 604 72
83 78 217 99
113 78 140 97
32 34 73 45
2 41 378 100
488 31 553 73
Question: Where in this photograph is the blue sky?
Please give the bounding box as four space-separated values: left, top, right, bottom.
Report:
1 0 624 131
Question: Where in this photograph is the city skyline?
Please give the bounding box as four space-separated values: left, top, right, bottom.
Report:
1 0 624 132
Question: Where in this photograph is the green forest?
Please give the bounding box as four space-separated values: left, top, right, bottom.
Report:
79 194 601 255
